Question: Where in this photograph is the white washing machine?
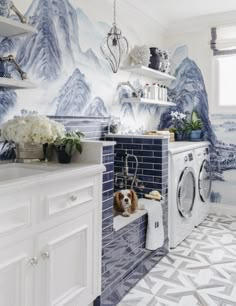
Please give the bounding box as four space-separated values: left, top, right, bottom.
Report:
194 144 212 226
168 145 197 249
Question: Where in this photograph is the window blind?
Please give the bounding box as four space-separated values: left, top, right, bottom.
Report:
211 25 236 56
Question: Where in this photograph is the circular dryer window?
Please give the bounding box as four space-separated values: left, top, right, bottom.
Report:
199 160 212 202
177 167 196 218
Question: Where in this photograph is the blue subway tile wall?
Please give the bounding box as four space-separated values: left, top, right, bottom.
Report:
102 145 115 252
96 136 169 306
51 116 110 139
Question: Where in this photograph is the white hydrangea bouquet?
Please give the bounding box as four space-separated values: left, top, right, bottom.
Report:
0 113 65 160
1 115 65 144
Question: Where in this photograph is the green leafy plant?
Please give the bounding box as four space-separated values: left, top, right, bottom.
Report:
184 110 203 132
54 131 84 156
169 127 177 133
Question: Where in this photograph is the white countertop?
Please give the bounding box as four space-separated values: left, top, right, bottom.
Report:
105 134 170 139
0 162 105 190
169 141 210 154
82 139 116 147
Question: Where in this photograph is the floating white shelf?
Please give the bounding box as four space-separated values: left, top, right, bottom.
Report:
121 65 176 81
0 78 36 90
121 97 176 107
0 16 38 37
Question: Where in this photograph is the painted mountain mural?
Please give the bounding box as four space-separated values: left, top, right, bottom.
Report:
159 52 236 205
0 90 17 123
55 68 90 116
159 57 216 144
16 0 79 80
0 0 113 122
85 97 109 117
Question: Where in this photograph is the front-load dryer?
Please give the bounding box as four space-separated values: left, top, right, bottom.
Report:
168 149 197 248
194 145 212 226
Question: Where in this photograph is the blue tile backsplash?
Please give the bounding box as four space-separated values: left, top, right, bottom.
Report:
95 136 169 306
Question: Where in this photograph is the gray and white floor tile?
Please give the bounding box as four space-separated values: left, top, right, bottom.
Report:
118 214 236 306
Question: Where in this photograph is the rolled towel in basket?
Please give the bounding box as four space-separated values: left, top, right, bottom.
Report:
139 199 164 251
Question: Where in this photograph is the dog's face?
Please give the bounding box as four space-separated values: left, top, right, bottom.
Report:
119 190 132 210
114 189 138 215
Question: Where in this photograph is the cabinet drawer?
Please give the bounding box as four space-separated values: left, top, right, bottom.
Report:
0 195 31 236
42 176 96 219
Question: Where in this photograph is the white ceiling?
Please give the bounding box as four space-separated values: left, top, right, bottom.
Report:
127 0 236 27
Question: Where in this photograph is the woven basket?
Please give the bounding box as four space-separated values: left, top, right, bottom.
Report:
15 143 44 160
169 132 175 142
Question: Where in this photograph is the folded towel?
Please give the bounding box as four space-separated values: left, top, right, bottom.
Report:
139 198 164 251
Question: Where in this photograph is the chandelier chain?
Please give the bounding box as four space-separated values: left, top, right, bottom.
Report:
113 0 117 25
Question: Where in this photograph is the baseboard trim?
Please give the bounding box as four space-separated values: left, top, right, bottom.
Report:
210 203 236 216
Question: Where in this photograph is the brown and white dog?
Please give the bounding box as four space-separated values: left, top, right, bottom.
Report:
114 189 138 217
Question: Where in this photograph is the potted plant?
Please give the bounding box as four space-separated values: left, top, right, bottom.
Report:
0 113 65 160
184 111 203 141
170 111 187 141
54 131 84 164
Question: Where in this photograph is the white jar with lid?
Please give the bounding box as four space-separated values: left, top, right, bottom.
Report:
144 84 151 99
158 85 163 101
150 83 158 100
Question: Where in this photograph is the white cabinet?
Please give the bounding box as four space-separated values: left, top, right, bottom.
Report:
0 239 34 306
0 164 104 306
35 213 95 306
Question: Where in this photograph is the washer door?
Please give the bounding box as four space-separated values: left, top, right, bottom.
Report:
199 160 212 202
177 167 196 219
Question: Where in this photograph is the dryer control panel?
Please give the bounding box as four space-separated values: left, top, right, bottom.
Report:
184 153 193 162
188 153 193 161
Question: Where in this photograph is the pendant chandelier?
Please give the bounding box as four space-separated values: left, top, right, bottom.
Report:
100 0 129 73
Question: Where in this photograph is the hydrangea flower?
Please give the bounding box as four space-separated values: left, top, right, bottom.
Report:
1 115 65 145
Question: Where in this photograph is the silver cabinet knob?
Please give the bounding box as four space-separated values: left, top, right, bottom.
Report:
29 257 38 265
70 195 77 202
41 252 50 260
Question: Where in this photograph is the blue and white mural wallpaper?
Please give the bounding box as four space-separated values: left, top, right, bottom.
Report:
1 0 236 206
0 0 162 126
159 45 236 206
0 0 112 120
0 0 164 158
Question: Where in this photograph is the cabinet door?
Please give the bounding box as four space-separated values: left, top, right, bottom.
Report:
0 239 34 306
36 212 95 306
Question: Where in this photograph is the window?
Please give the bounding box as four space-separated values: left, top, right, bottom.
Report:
211 26 236 112
217 55 236 107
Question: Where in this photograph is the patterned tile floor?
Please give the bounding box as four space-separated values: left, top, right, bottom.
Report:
118 214 236 306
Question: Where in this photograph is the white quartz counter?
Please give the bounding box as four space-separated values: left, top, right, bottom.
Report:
169 141 210 154
105 134 170 139
0 162 105 189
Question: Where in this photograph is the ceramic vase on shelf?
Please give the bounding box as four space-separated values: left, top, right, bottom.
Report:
15 143 44 160
0 0 10 17
149 48 162 70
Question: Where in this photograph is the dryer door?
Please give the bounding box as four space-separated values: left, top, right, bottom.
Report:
177 167 196 219
199 159 212 202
